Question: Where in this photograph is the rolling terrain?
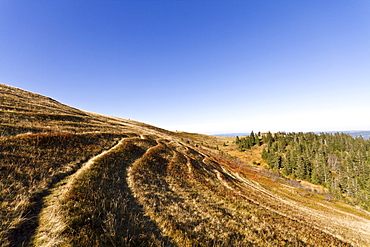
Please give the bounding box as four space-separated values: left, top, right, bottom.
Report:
1 83 370 246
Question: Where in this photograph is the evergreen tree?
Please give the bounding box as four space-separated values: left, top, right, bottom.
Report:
235 131 370 209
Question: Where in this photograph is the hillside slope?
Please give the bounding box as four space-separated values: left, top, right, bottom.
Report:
1 83 370 246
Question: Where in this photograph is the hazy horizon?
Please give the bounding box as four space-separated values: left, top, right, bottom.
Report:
1 1 370 134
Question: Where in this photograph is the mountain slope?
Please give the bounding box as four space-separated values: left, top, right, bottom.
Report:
1 83 370 246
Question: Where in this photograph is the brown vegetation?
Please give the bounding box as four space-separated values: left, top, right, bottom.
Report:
1 83 370 246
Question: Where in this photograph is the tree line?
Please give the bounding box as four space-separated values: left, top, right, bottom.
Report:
236 131 370 210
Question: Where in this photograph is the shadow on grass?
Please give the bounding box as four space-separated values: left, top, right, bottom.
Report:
40 140 175 246
82 143 176 246
6 157 90 247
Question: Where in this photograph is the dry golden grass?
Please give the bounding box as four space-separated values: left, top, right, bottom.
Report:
126 136 357 246
2 83 370 246
0 132 124 246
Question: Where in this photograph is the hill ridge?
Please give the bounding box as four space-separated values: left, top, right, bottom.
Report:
1 83 370 246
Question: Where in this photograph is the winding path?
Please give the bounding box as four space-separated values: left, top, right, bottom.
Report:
32 138 127 246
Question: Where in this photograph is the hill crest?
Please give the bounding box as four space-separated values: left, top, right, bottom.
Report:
1 83 370 246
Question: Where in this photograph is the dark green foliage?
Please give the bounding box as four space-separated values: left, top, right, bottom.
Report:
235 131 261 151
237 132 370 210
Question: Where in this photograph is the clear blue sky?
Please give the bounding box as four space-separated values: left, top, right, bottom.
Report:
1 1 370 134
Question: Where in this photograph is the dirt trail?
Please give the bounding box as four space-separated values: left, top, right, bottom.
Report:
214 161 370 246
32 138 127 246
24 130 370 246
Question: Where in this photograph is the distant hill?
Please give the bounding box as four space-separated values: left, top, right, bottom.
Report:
1 83 370 246
215 131 370 139
339 130 370 139
214 132 249 137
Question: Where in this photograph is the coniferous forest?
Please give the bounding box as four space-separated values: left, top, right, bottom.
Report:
236 132 370 210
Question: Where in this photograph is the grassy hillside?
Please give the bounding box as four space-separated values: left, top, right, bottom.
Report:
1 83 370 246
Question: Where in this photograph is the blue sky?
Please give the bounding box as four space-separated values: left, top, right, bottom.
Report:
1 1 370 134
